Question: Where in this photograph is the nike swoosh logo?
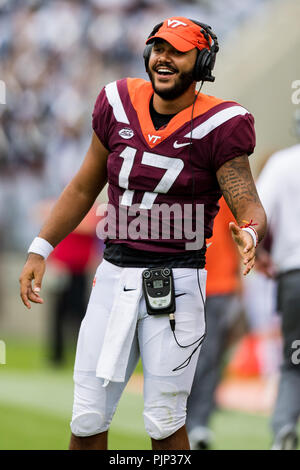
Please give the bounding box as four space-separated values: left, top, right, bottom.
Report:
173 141 190 149
123 287 137 292
175 293 186 298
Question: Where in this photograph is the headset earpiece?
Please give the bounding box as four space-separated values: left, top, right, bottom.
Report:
190 21 219 82
194 48 210 82
143 22 163 72
143 44 153 72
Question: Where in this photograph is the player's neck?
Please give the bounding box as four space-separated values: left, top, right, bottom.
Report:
153 85 197 115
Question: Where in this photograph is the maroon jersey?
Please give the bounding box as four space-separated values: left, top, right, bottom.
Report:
92 78 255 253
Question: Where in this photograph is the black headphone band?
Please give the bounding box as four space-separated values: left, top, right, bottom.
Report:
146 22 163 40
143 19 219 82
189 20 219 53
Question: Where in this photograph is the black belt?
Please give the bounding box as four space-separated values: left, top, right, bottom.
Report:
103 242 206 269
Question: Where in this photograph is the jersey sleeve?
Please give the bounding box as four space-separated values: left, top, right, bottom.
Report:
92 87 111 150
211 112 256 172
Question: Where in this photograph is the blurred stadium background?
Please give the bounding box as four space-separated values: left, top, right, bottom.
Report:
1 0 300 450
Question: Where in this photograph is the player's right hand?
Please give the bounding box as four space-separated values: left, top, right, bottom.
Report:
229 222 256 275
19 253 46 309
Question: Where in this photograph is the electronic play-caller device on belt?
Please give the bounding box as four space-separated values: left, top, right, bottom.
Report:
142 267 175 315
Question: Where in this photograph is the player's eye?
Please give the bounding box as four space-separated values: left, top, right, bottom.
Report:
173 50 185 56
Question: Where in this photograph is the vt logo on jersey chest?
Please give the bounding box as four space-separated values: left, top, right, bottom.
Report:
148 134 162 144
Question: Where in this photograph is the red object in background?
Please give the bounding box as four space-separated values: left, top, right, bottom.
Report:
48 204 103 274
50 232 98 274
226 334 261 377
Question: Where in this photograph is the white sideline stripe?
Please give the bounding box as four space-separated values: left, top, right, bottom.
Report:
105 81 130 124
184 105 248 139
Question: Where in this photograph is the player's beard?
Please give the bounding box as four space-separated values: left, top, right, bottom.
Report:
148 68 195 100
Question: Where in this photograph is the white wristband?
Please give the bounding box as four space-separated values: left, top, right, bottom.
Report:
28 237 54 260
242 227 257 248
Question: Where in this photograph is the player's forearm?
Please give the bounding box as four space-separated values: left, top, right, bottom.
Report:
217 154 267 243
38 181 98 247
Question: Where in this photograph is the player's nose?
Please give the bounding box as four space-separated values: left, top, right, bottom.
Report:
156 48 173 62
156 54 174 69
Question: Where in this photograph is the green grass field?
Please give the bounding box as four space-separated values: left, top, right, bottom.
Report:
0 339 299 450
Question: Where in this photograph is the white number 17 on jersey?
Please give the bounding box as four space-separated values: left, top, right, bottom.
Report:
119 146 184 209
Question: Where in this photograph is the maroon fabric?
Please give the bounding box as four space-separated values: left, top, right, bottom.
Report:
92 78 256 253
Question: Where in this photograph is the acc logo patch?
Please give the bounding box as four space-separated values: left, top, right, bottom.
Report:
119 128 134 139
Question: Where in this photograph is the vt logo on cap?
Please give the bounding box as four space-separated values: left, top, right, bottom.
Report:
167 19 188 28
146 17 211 53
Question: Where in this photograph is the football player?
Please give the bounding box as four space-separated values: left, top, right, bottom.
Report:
19 17 266 450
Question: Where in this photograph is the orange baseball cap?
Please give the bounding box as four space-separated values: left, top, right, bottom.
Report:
146 17 211 52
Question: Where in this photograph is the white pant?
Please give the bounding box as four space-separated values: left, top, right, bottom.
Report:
71 260 206 440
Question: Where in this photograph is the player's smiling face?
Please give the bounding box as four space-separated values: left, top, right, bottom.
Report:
148 40 197 100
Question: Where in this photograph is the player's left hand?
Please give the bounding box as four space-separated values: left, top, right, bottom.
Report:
229 222 255 275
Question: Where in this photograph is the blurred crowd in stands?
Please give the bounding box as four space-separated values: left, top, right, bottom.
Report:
0 0 272 251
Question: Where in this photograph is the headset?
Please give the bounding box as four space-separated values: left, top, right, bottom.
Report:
143 19 219 82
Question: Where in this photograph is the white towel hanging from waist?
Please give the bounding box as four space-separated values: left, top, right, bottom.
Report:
96 266 143 386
